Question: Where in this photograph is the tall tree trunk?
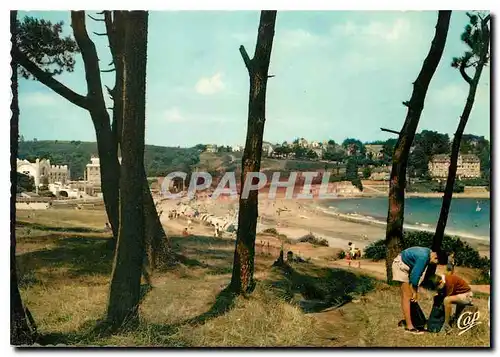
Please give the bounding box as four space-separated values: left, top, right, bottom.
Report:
230 10 277 294
431 15 490 256
385 11 451 283
11 10 36 345
105 10 172 270
107 11 148 327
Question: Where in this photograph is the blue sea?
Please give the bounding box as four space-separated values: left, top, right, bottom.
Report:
323 197 490 240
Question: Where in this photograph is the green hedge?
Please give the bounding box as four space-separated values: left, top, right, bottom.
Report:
364 231 490 271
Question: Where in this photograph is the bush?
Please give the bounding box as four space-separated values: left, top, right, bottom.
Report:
363 231 490 270
337 250 346 259
262 228 279 235
297 233 329 247
364 239 387 261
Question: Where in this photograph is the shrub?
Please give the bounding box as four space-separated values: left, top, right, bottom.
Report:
262 228 279 235
337 250 346 259
364 239 386 261
363 231 490 270
297 233 329 247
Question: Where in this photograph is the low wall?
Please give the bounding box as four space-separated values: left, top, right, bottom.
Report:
16 202 50 210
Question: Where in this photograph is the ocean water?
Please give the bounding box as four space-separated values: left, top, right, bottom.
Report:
323 197 490 240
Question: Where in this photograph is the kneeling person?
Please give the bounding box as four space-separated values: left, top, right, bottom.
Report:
430 273 473 332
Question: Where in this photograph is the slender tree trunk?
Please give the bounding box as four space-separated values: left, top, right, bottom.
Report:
432 69 484 251
432 17 490 254
230 11 277 294
107 11 148 327
92 117 120 240
385 11 451 283
11 10 35 345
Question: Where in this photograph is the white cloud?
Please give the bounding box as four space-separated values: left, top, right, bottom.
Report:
333 18 412 43
21 92 59 107
163 107 185 123
278 29 325 48
195 72 225 95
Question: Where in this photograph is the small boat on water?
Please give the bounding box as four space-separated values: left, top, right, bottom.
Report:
476 201 482 212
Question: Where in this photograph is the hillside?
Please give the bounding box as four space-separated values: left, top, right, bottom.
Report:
18 141 346 182
18 141 201 180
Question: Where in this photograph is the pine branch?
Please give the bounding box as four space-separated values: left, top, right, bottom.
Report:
93 32 108 36
13 47 89 109
88 14 105 22
101 68 115 73
459 60 473 85
239 45 252 71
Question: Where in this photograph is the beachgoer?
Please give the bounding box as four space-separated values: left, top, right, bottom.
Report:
182 227 189 237
429 273 473 333
446 252 455 275
346 242 353 267
393 246 446 335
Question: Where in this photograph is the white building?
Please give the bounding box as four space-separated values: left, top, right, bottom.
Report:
17 158 70 193
231 145 243 152
205 144 218 153
262 142 275 157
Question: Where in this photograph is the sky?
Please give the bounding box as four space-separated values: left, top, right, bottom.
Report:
17 10 490 148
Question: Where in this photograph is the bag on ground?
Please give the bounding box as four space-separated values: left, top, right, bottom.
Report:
427 294 445 333
410 301 427 331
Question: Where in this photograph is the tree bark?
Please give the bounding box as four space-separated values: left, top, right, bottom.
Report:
105 10 172 270
432 18 490 252
107 11 148 327
230 10 277 294
11 10 36 345
385 11 451 283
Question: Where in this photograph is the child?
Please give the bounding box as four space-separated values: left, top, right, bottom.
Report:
393 247 446 334
429 273 473 333
446 252 455 275
346 242 353 267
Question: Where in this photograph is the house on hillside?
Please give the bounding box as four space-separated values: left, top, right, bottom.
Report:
205 144 218 153
370 166 391 181
365 144 384 159
298 138 309 148
428 154 480 179
262 142 275 157
312 148 323 159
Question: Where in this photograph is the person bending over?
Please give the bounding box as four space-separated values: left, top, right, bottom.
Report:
393 246 446 334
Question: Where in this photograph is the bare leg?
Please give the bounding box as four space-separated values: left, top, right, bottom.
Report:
444 296 459 325
401 282 414 329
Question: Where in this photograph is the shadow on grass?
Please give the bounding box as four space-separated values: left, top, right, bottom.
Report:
268 261 376 313
34 287 237 347
17 235 114 287
17 220 105 233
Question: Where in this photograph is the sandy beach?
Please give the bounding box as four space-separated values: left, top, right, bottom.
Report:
156 193 490 257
